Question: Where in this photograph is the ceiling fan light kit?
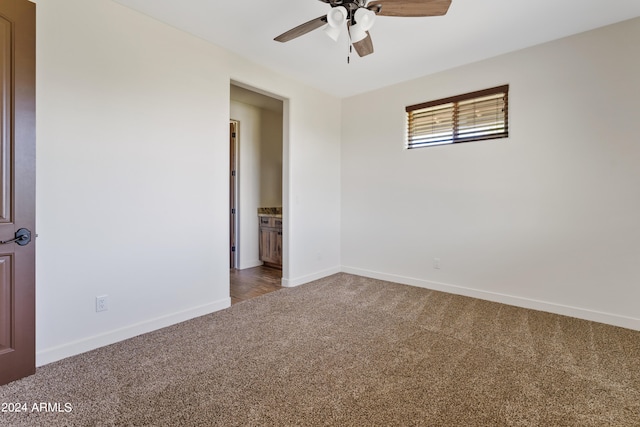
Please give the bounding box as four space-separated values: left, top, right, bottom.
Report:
274 0 452 58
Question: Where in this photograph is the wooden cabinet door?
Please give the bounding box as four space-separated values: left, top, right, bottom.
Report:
259 228 275 264
259 227 282 266
273 229 282 265
259 227 268 262
0 0 36 386
259 216 282 268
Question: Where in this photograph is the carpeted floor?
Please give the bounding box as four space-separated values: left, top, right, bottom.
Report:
1 273 639 426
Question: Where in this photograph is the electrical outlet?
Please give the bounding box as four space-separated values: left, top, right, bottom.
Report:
433 258 441 269
96 295 109 312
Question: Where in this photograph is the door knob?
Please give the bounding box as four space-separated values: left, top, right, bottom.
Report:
0 228 32 246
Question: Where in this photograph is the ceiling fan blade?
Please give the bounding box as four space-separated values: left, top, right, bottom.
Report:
352 32 374 57
368 0 452 17
274 16 327 43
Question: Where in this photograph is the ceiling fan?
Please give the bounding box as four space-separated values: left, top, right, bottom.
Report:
274 0 452 58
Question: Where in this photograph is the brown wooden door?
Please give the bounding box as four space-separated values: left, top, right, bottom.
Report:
0 0 36 386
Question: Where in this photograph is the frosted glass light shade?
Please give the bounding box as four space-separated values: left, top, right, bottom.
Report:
350 8 376 42
324 6 347 41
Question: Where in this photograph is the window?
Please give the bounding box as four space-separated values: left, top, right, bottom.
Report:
406 85 509 149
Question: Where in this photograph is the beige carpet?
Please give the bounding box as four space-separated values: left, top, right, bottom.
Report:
1 273 639 426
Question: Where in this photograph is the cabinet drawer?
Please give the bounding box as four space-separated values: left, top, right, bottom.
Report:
259 216 283 229
259 216 272 227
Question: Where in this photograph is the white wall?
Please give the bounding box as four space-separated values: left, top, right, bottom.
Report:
260 109 283 208
341 17 640 330
35 0 341 365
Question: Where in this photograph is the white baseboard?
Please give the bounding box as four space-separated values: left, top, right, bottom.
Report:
36 298 231 367
238 260 263 270
341 266 640 331
282 266 341 288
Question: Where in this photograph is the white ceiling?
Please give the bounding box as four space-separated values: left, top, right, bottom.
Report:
113 0 640 98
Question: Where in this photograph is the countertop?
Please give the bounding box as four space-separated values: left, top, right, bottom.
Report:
258 207 282 218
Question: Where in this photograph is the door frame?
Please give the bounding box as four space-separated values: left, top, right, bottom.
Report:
229 120 239 269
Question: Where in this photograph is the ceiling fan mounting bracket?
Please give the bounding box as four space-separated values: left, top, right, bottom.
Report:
322 0 368 13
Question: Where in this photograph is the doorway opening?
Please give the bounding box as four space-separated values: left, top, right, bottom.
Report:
229 83 285 302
